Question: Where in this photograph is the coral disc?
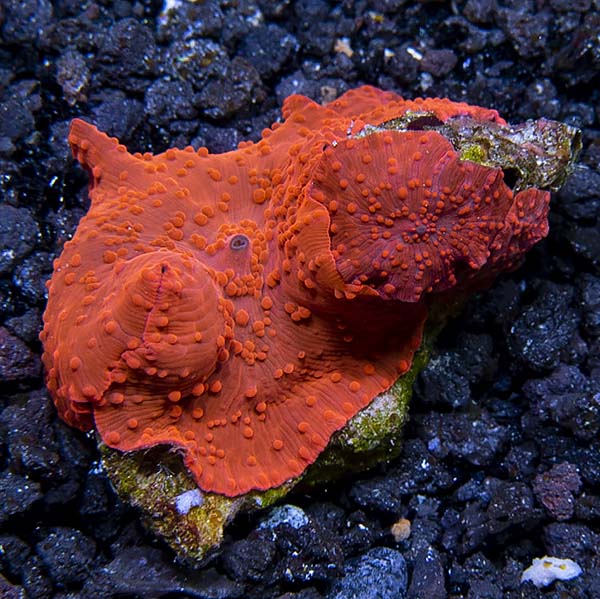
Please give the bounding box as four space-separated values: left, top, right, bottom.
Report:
41 86 553 496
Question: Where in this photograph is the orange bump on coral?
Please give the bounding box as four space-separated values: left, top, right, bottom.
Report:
41 86 563 496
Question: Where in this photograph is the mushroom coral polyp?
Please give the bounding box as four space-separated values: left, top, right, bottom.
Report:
41 86 559 496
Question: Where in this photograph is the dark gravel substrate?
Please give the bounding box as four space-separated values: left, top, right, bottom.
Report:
1 1 599 598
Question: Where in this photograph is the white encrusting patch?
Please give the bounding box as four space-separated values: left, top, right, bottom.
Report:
173 488 204 515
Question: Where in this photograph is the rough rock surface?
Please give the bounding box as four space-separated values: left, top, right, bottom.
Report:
0 1 598 597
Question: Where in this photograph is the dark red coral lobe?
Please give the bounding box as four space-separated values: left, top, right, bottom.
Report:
41 87 551 496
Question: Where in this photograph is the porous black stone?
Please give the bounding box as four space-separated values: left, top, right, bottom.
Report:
1 1 598 597
327 547 407 599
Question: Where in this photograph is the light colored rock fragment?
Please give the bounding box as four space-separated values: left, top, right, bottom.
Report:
521 556 582 588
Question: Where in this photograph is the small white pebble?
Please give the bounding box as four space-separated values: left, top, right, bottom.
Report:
173 488 203 515
521 556 582 588
259 505 309 530
406 46 423 61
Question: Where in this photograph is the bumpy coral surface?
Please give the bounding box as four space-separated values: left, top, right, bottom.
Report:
41 86 551 496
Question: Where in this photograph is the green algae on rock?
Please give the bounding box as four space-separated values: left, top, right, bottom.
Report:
101 444 294 564
357 111 581 193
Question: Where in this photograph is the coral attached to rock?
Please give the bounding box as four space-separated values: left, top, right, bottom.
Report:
40 86 578 497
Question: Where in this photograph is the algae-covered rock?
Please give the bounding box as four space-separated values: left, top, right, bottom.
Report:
102 444 294 563
359 111 580 193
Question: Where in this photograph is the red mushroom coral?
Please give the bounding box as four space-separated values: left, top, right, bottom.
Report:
41 86 560 496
